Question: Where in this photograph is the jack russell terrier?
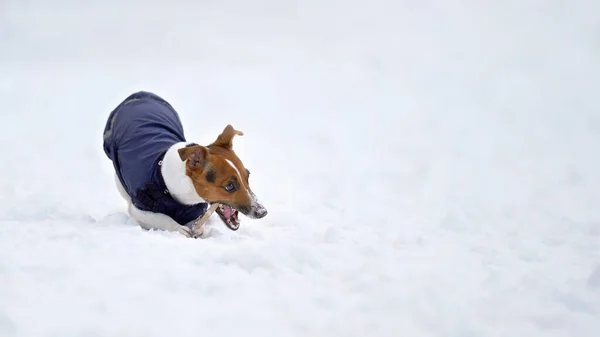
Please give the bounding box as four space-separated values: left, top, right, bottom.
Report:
102 91 267 238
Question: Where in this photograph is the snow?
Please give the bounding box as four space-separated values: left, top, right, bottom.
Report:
1 0 599 336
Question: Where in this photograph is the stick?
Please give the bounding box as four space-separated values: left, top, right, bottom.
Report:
191 203 219 238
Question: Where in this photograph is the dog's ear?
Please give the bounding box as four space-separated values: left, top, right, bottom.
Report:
178 145 210 170
211 124 243 149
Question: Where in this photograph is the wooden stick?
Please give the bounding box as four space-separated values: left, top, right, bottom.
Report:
191 203 219 238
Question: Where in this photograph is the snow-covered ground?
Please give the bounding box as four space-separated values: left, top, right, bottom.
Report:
1 0 599 336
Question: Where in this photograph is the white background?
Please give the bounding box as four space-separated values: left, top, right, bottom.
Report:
0 1 599 336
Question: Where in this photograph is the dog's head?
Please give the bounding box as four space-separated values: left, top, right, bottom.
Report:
178 125 267 229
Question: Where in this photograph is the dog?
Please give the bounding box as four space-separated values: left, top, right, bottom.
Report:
102 91 267 237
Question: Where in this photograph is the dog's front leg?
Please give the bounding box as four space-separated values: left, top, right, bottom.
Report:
129 204 193 237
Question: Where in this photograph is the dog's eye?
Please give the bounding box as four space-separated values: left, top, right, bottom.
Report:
224 182 236 193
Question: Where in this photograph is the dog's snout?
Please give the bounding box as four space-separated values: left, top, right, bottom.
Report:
247 192 267 219
254 206 268 219
249 200 267 219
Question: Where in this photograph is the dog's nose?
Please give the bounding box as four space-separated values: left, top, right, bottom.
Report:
254 206 268 219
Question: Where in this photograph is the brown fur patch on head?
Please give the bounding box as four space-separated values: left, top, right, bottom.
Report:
180 125 256 214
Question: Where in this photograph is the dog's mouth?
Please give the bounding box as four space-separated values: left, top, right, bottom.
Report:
215 204 240 231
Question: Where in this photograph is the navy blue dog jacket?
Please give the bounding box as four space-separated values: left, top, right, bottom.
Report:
102 91 208 225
